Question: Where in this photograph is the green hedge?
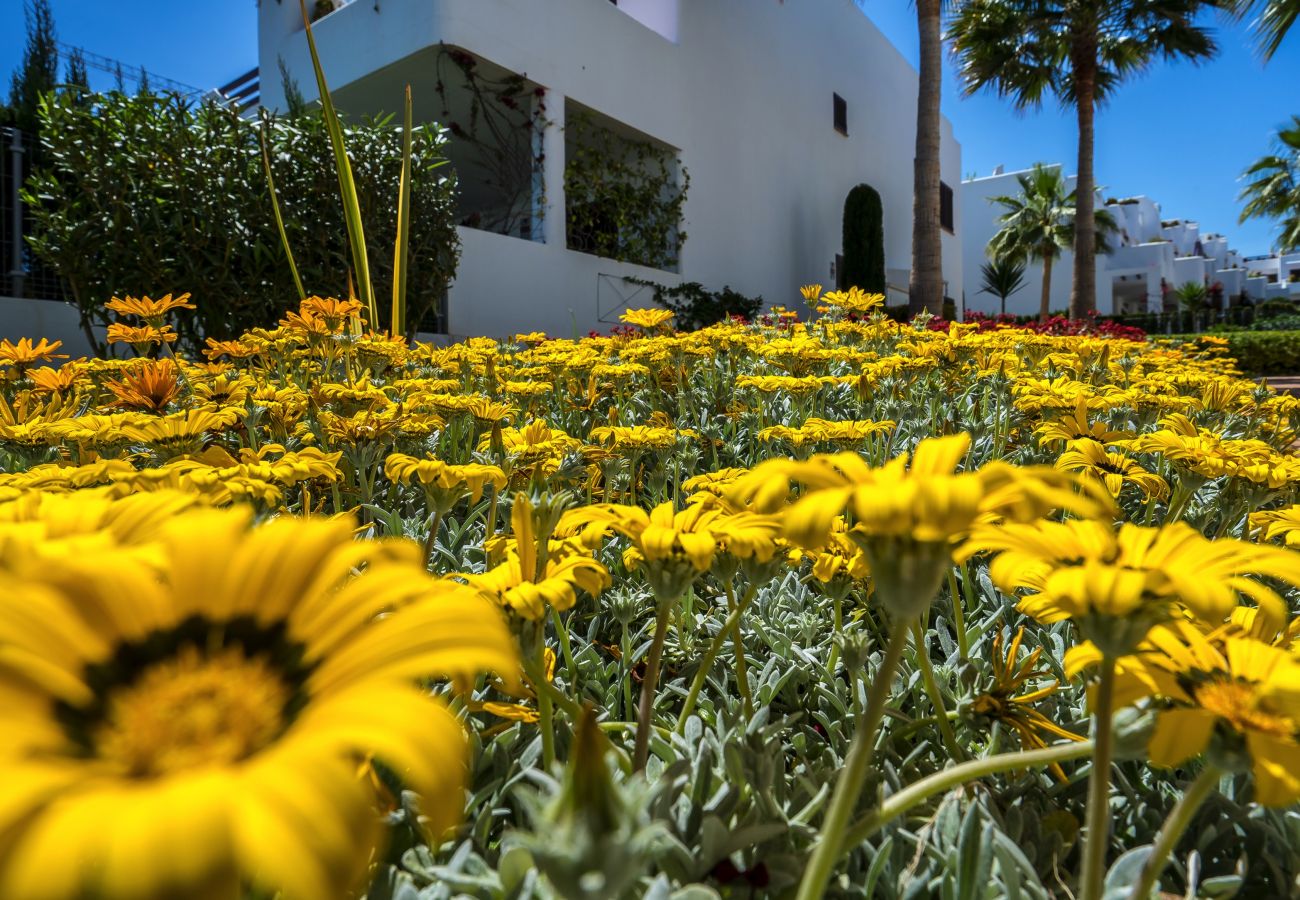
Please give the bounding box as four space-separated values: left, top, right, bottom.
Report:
24 90 460 351
1164 331 1300 376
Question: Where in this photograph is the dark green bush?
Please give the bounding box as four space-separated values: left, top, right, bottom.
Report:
842 183 885 293
1170 331 1300 375
23 90 459 351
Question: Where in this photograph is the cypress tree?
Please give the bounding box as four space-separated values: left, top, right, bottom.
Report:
7 0 59 134
842 183 886 294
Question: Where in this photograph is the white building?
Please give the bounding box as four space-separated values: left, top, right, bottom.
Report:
961 165 1293 317
260 0 964 338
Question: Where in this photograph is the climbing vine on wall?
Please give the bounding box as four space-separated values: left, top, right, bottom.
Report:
434 45 548 238
564 111 688 271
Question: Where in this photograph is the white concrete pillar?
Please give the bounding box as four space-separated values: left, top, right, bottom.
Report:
539 93 566 248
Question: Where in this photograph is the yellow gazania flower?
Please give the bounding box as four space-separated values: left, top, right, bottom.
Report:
820 286 884 315
104 358 183 412
1250 504 1300 548
25 364 83 394
1035 397 1132 447
0 337 68 374
481 420 581 469
189 373 254 409
790 517 870 585
619 308 675 330
963 518 1300 657
1069 624 1300 806
118 408 241 459
106 323 179 347
587 424 697 454
799 283 823 306
0 505 516 900
561 500 722 603
104 292 196 324
298 295 364 330
758 418 895 449
730 433 1107 617
0 390 82 446
384 454 507 510
971 627 1085 781
1055 438 1169 501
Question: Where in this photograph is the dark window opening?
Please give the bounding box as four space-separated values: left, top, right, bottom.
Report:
833 93 847 136
939 181 954 233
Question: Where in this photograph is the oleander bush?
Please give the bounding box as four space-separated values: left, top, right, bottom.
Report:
4 286 1300 899
21 90 460 352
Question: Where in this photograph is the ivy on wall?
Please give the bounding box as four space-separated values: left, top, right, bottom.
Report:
433 45 548 239
564 111 688 271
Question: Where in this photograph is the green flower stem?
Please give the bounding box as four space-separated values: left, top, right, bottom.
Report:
910 620 964 762
534 638 556 769
1131 764 1221 900
795 624 910 900
946 566 969 660
633 610 672 772
421 508 443 571
1080 655 1118 900
620 621 634 721
826 592 845 674
729 583 756 718
675 583 757 731
549 607 579 697
840 739 1094 851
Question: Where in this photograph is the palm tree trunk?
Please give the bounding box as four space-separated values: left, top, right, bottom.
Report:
1069 35 1098 320
1040 253 1054 322
909 0 944 316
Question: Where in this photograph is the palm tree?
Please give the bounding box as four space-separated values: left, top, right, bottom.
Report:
909 0 945 317
1174 280 1210 330
986 164 1116 322
1229 0 1298 59
948 0 1218 320
977 256 1028 316
1240 115 1300 253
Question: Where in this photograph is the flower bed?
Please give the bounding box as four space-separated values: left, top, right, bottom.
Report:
2 287 1300 898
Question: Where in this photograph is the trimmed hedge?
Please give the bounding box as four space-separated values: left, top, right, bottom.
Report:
1166 331 1300 376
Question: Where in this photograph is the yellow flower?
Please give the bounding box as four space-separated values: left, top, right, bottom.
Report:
1035 398 1132 447
971 627 1085 781
799 283 823 306
964 519 1300 657
25 364 82 394
298 295 364 330
118 408 241 459
618 308 675 330
1055 438 1169 501
0 505 516 900
385 454 507 510
1071 624 1300 806
0 337 68 374
106 323 179 347
820 286 884 316
104 292 196 324
732 433 1107 617
104 359 183 413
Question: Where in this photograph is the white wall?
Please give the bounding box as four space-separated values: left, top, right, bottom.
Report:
0 297 101 358
261 0 963 335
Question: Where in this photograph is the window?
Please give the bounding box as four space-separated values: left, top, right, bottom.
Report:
939 181 954 233
833 93 847 136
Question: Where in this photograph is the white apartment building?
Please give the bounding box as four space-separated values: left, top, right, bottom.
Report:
961 165 1297 317
260 0 964 338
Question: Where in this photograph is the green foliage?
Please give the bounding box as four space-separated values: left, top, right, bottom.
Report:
977 257 1028 315
626 279 762 331
565 112 688 271
842 184 886 294
6 0 58 133
1174 331 1300 375
22 90 460 351
1238 115 1300 253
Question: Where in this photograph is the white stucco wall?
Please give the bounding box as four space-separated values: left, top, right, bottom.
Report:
0 296 101 358
260 0 963 337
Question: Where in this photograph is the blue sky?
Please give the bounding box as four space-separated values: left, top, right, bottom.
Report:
3 1 1297 255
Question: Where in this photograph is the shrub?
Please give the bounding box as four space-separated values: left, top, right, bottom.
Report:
22 90 460 351
1170 331 1300 375
842 183 885 293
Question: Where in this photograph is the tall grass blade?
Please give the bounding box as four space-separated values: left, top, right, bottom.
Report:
297 0 376 327
392 84 413 339
259 113 306 302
